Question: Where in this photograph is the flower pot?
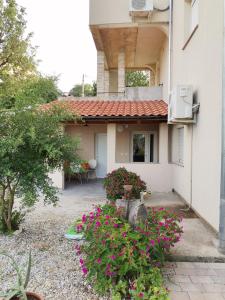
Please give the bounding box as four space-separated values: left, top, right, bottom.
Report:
11 292 44 300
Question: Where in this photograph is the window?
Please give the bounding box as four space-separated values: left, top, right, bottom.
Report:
177 127 184 165
131 132 158 163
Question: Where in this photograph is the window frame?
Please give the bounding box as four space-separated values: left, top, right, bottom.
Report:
130 131 158 164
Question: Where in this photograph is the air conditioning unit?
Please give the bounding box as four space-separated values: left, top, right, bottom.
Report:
129 0 154 16
168 85 193 123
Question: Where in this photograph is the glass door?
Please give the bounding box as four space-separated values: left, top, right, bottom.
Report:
131 131 158 163
132 133 147 162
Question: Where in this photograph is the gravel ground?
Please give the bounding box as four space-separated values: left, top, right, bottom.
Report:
0 181 108 300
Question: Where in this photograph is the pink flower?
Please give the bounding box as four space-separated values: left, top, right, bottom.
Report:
105 221 109 225
109 255 116 261
95 221 101 228
122 232 127 238
150 240 155 246
82 267 88 275
96 258 102 264
76 224 83 233
80 259 84 265
82 214 87 223
97 207 102 213
138 292 144 298
114 223 119 228
105 215 111 220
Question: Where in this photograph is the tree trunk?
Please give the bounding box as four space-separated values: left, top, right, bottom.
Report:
0 184 15 232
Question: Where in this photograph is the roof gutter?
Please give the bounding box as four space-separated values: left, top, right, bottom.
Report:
219 0 225 253
82 116 168 122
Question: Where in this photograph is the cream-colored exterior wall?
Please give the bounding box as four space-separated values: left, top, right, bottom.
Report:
108 123 172 192
159 39 169 102
65 124 107 161
116 124 159 163
89 0 169 25
171 0 223 230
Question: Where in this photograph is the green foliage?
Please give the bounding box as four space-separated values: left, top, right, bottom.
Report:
126 71 150 87
69 81 97 97
103 168 147 201
0 0 36 80
0 105 80 232
0 209 25 233
0 251 32 300
0 75 61 109
75 204 183 299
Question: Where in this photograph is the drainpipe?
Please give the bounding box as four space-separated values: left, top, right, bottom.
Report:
168 0 173 97
219 0 225 253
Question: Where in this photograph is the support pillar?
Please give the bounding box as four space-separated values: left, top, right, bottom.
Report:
104 70 109 98
97 51 105 98
107 123 116 172
118 49 125 95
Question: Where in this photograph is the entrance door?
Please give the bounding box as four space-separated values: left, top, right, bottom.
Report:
95 134 107 178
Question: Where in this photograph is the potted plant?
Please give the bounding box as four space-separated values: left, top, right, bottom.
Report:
103 168 149 225
0 252 43 300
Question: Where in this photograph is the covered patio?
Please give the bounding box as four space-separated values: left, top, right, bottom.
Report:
49 98 173 192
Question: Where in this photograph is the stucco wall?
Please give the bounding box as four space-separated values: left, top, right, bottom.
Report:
160 38 169 102
89 0 169 25
65 124 107 160
108 123 172 192
116 124 159 163
171 0 223 230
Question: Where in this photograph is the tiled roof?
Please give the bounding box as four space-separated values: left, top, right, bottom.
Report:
43 99 168 118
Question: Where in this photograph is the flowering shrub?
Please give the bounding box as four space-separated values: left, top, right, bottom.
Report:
103 168 147 201
75 204 183 299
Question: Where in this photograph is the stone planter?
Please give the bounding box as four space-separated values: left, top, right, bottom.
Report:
116 198 148 226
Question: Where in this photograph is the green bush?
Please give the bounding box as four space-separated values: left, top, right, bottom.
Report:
0 210 25 233
75 204 183 299
103 168 147 201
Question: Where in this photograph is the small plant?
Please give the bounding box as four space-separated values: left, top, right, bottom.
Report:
0 251 31 300
0 209 25 233
103 168 147 201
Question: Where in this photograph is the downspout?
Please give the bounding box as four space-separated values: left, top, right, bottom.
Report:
219 0 225 253
168 0 173 96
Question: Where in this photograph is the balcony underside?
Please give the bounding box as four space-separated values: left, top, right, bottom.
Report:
91 25 168 70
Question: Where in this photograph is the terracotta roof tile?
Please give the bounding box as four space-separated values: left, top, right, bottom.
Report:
43 99 168 118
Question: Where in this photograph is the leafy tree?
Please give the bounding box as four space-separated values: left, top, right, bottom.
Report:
69 81 97 97
0 105 80 232
0 0 36 80
0 75 61 109
126 71 150 87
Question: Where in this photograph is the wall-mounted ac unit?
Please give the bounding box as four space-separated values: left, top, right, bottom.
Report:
168 85 194 123
129 0 154 16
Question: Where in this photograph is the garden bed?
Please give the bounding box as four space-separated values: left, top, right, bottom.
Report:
0 217 107 300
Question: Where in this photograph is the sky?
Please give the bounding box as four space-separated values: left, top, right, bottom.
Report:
17 0 97 93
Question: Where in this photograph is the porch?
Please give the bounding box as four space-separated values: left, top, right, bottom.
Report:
64 121 171 192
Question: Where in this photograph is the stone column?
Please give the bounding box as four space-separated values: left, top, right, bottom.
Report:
107 123 116 172
104 70 109 98
97 51 105 98
118 49 125 95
